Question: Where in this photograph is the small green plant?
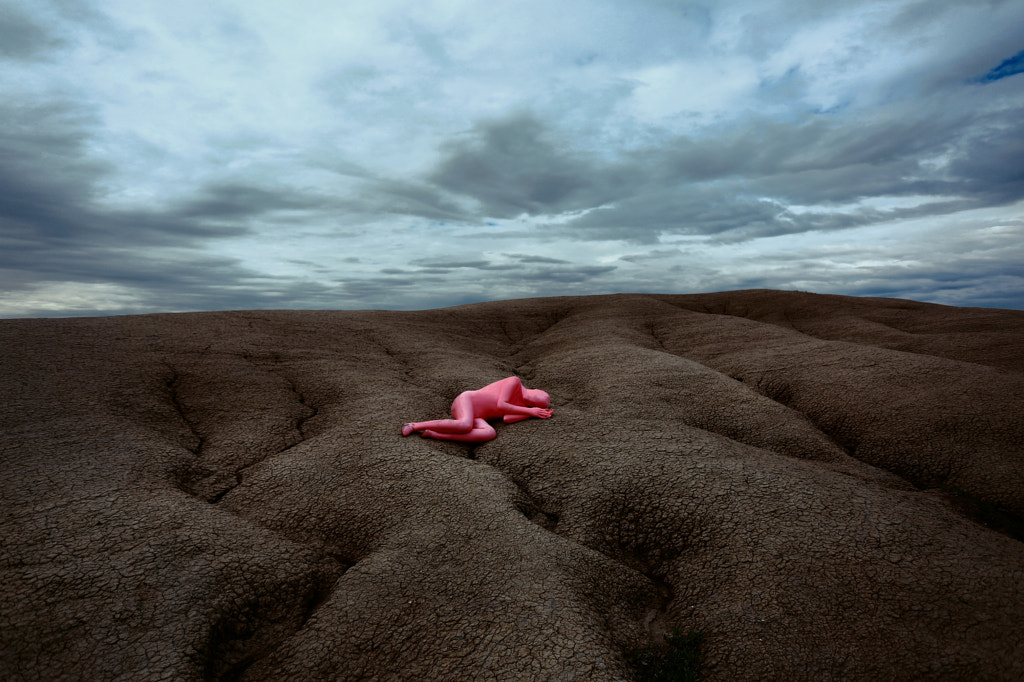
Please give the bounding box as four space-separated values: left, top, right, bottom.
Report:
629 626 704 682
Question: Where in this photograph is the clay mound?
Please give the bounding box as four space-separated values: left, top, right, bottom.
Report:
2 290 1023 681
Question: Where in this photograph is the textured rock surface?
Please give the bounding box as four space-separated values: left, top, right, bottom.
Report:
2 290 1023 680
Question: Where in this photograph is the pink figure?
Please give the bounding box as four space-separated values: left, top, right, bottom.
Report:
402 376 553 442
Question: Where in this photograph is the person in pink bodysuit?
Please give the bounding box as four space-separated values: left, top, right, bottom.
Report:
401 376 552 443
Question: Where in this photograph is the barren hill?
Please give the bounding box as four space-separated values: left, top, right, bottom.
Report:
3 290 1024 680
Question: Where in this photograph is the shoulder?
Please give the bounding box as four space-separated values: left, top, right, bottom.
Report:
488 376 523 400
490 376 521 389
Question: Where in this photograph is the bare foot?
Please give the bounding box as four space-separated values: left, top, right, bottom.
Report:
402 423 415 436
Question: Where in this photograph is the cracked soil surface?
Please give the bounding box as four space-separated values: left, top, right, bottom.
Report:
3 290 1024 680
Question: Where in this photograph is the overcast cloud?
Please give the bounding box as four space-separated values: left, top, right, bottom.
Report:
1 0 1023 317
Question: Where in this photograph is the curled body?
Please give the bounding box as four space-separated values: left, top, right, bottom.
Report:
401 376 552 442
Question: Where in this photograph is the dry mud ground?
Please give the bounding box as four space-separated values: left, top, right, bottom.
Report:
2 290 1024 681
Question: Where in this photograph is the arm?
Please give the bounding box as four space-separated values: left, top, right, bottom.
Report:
496 377 552 419
496 377 535 416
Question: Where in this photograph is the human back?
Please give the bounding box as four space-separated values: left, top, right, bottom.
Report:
466 377 524 419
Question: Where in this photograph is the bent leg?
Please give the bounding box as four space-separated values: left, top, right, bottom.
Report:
422 418 496 443
402 392 476 436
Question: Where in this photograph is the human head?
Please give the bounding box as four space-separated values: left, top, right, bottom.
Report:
523 388 550 408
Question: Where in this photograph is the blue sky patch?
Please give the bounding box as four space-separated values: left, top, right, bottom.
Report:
978 49 1024 83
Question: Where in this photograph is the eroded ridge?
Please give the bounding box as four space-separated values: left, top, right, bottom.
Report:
2 291 1024 681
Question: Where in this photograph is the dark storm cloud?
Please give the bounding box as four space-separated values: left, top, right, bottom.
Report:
409 258 492 269
618 249 680 263
802 256 1024 311
173 184 326 220
338 276 446 305
356 178 471 222
521 265 617 283
505 254 572 264
0 101 281 247
0 3 64 59
946 114 1024 204
689 215 1024 311
335 259 621 311
407 258 521 272
427 113 637 218
403 257 616 284
415 91 1024 245
0 98 346 312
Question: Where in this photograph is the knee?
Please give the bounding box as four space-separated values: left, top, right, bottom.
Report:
477 419 496 440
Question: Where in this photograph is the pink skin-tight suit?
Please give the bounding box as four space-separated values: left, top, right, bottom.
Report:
402 376 552 443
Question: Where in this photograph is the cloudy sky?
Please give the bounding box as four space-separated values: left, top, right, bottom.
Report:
2 0 1023 317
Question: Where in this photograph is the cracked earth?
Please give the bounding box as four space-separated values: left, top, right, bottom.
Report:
2 290 1024 680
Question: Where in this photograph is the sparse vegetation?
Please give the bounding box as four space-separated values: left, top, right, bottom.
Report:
630 627 704 682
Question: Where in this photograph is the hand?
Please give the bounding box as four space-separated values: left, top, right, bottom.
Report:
531 407 553 418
